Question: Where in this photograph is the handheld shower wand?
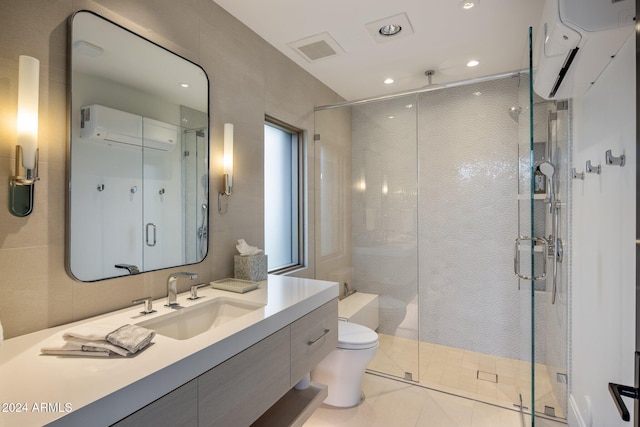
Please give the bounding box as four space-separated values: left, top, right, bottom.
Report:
537 161 556 214
198 204 208 258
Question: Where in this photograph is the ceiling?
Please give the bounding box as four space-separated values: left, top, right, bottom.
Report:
213 0 545 102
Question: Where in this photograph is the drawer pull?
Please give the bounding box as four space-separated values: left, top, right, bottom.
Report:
308 329 330 346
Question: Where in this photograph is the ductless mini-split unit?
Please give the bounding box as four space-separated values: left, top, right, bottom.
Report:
533 0 634 100
80 104 178 151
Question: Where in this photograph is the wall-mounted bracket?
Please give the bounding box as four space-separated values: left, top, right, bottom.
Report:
605 149 625 167
571 168 585 180
585 160 601 175
9 146 38 217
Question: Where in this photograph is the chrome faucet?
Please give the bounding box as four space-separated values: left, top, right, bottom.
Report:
166 272 198 308
115 264 140 275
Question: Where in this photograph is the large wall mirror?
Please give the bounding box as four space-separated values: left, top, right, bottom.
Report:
68 11 209 282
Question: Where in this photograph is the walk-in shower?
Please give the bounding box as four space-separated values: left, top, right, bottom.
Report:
182 128 208 263
314 67 569 423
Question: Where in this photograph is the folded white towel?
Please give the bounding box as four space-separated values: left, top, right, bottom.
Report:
64 336 131 357
62 323 154 354
41 350 111 357
40 339 112 357
62 323 120 342
41 323 155 357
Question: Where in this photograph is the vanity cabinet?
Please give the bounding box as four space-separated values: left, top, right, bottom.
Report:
290 298 338 386
112 380 198 427
112 299 337 427
198 327 291 426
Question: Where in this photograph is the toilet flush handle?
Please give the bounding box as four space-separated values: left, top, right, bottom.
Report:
308 329 330 346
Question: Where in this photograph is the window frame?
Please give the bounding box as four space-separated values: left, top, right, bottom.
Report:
264 116 305 274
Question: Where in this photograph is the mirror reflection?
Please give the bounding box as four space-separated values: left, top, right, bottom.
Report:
68 11 209 282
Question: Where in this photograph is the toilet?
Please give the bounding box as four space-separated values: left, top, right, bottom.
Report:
311 320 378 407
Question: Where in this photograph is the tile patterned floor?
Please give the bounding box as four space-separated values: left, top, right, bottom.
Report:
304 373 567 427
367 334 566 420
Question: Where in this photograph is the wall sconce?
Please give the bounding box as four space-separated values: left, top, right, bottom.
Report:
218 123 233 214
9 55 40 217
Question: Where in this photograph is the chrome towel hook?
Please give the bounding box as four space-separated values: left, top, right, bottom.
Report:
605 149 625 167
585 160 601 174
571 168 584 180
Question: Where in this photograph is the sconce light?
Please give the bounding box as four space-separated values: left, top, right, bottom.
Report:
218 123 233 214
9 55 40 217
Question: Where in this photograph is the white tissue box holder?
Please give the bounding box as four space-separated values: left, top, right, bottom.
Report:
234 254 268 281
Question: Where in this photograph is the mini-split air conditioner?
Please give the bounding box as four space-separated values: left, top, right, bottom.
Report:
79 104 178 151
533 0 634 100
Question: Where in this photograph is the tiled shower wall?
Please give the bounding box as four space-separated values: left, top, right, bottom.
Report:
351 76 546 361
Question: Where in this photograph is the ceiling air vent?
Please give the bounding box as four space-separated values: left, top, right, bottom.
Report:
289 32 344 62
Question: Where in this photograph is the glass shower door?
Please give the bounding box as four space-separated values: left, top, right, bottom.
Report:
314 94 421 383
526 26 569 425
514 27 537 422
530 99 569 423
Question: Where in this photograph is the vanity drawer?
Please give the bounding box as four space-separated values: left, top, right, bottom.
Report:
198 326 291 427
113 379 198 427
290 299 338 385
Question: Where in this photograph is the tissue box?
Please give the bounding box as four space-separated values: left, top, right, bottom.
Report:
234 254 268 281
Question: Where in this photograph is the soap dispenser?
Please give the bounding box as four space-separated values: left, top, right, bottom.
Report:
534 166 546 194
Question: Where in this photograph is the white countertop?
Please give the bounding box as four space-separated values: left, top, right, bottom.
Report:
0 275 338 427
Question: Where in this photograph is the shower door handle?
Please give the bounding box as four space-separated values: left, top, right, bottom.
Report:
514 236 547 281
146 223 157 247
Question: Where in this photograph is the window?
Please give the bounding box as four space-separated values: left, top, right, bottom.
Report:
264 118 304 272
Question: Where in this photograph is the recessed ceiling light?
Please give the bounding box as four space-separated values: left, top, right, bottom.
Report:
473 91 482 96
459 0 479 10
379 24 402 36
388 116 395 119
365 13 414 44
467 60 479 67
384 78 394 84
179 82 190 88
405 104 414 108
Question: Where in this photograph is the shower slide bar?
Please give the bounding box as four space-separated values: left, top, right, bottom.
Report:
549 203 563 304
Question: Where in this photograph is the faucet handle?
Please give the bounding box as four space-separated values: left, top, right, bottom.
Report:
132 297 156 314
188 283 209 300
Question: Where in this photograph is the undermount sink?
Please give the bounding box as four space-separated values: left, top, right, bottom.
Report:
138 297 265 340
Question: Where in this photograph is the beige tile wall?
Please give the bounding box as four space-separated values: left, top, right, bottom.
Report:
0 0 344 339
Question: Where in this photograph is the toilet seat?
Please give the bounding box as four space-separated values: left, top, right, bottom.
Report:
338 321 378 350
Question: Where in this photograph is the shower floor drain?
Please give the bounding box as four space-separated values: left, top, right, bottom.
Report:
477 371 498 383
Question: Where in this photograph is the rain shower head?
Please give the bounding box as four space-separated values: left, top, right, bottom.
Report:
425 69 435 85
423 69 443 89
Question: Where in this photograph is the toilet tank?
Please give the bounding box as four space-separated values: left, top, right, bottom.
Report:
338 292 379 331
